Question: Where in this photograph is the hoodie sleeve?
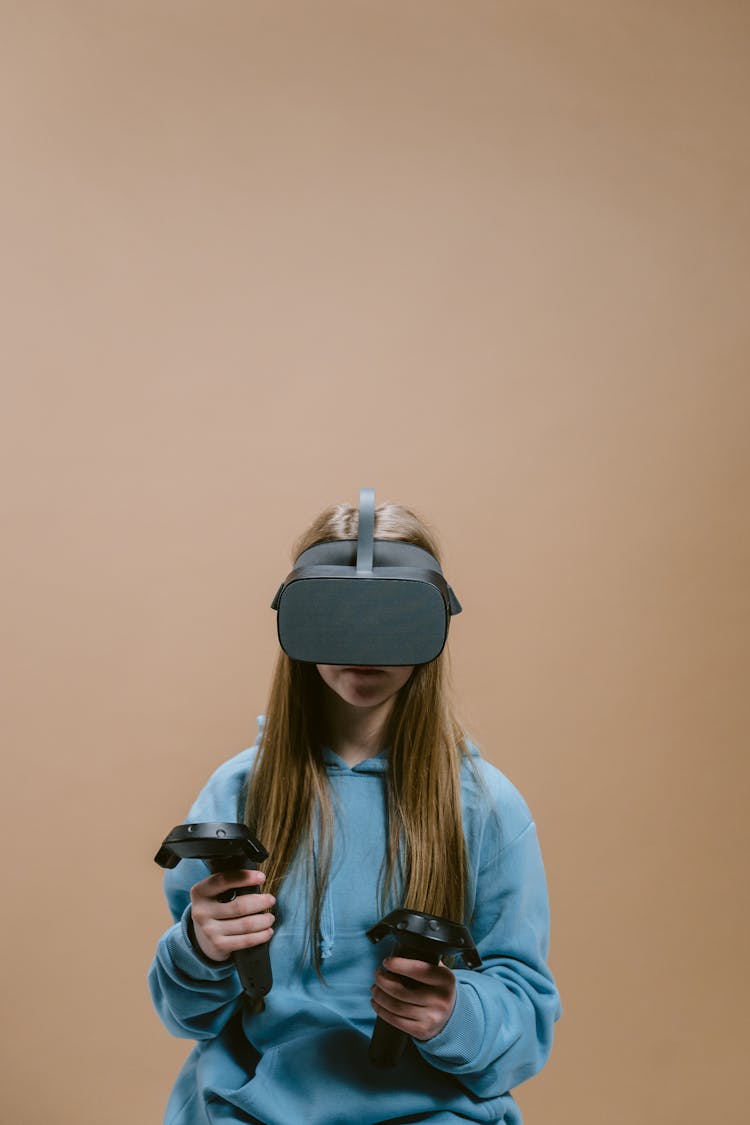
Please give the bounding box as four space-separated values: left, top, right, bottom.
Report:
147 743 258 1040
415 765 562 1098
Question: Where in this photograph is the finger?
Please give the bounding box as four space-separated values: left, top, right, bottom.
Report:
371 983 422 1016
210 869 267 895
213 926 275 954
211 892 276 920
370 992 423 1031
192 869 266 902
372 975 432 1009
383 956 447 986
215 912 276 937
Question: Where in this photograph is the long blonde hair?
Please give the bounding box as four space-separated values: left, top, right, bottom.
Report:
244 499 470 975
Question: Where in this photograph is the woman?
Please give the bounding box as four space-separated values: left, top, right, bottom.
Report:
149 497 561 1124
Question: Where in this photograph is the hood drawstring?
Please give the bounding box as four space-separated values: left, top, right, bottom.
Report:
311 797 336 962
319 890 335 961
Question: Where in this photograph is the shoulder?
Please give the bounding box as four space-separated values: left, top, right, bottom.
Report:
460 739 535 853
185 716 264 822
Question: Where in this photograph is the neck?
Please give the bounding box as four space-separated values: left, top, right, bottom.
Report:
321 690 395 766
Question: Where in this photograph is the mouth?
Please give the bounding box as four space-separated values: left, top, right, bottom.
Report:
343 666 383 674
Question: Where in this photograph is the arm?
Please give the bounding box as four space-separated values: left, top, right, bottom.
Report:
415 803 562 1097
147 745 260 1040
148 859 246 1040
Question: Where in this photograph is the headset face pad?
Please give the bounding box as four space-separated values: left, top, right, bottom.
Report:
276 566 449 665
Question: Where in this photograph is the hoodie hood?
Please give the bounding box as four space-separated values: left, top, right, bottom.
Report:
321 746 390 773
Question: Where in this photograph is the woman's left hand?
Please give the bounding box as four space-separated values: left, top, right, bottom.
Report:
371 956 457 1041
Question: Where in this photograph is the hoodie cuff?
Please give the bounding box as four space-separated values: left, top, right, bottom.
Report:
415 972 486 1070
166 905 238 982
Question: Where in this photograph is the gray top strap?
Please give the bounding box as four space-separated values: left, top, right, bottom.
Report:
356 488 375 574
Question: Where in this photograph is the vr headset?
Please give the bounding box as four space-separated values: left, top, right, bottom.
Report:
271 488 462 666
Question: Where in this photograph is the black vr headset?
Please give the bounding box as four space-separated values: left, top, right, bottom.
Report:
270 488 462 667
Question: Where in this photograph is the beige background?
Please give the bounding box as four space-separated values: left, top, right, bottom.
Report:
2 2 748 1122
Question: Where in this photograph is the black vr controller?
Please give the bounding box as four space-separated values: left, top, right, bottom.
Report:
154 822 273 1000
366 908 482 1068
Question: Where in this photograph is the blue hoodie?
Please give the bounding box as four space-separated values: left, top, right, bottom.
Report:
149 718 561 1124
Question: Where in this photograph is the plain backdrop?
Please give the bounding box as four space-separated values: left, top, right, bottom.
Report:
1 2 748 1122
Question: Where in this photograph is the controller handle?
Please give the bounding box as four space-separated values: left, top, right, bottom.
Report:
155 822 273 999
365 908 482 1068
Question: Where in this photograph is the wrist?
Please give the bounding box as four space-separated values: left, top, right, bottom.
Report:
187 911 231 968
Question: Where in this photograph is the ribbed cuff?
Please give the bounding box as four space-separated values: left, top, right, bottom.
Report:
415 973 486 1070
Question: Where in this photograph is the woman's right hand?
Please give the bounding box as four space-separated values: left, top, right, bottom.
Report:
189 869 276 963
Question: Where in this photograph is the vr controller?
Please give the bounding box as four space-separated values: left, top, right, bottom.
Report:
366 908 482 1068
154 822 273 1000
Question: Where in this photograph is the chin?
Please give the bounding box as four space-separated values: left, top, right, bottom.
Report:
316 663 416 708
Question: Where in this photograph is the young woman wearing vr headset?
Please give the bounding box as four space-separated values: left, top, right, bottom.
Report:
149 491 560 1125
